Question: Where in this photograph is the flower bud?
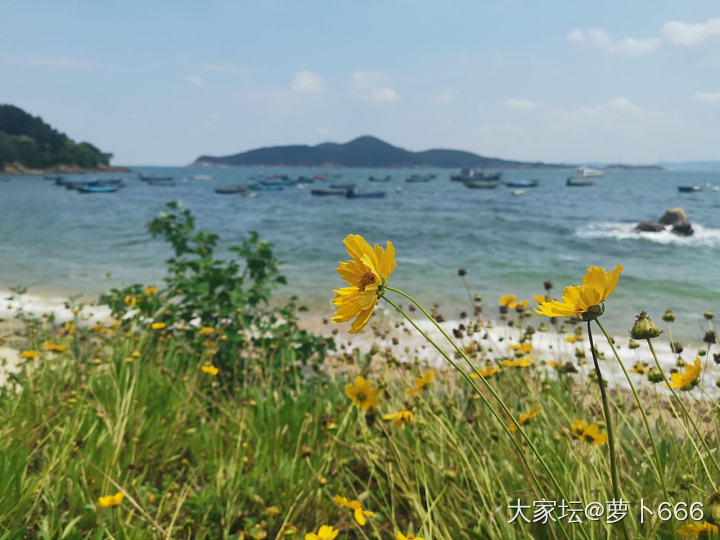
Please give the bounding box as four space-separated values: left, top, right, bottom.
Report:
458 268 467 277
707 492 720 525
647 368 664 384
629 339 640 350
704 330 716 345
474 294 483 303
630 311 662 340
662 309 676 323
704 310 715 320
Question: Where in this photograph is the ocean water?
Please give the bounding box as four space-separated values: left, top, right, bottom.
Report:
1 167 719 339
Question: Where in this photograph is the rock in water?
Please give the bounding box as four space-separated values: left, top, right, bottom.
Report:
634 220 666 233
671 220 694 236
659 208 688 226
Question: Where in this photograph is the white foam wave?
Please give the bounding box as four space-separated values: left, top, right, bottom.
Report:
576 222 720 246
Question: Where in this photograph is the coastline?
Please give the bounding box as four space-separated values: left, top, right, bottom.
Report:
0 163 131 175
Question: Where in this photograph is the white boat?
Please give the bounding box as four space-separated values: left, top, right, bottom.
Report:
571 167 603 178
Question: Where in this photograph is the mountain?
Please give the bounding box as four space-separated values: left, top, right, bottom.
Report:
0 104 121 173
193 136 566 169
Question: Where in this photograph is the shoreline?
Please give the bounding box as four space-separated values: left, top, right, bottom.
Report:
0 164 131 175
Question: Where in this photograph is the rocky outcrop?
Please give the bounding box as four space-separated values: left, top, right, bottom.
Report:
659 208 688 226
635 207 694 236
634 220 666 232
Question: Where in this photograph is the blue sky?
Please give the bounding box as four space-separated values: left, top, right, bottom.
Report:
1 0 719 164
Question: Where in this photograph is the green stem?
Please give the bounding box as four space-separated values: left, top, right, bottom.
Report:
586 320 621 501
384 287 571 502
594 318 669 500
381 295 545 494
647 339 720 486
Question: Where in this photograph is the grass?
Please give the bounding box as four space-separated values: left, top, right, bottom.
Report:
1 304 719 539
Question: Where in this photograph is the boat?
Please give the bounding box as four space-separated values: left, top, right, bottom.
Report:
139 174 174 182
329 182 355 190
464 180 499 189
678 185 702 193
145 179 177 186
566 178 595 187
406 174 433 183
452 169 503 182
511 190 525 197
311 189 347 196
505 179 539 188
78 184 121 193
346 189 385 199
214 182 252 194
369 175 391 182
571 167 603 178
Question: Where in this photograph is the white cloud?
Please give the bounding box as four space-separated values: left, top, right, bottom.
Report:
184 75 204 87
567 28 659 55
290 70 326 94
662 18 720 46
350 71 399 103
693 91 720 104
504 98 541 111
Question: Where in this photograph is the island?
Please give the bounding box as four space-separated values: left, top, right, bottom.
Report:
0 104 127 174
192 135 570 169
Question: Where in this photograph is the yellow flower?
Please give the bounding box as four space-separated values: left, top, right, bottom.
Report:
201 364 219 376
198 326 215 335
332 234 396 334
383 408 414 426
508 407 540 431
396 533 425 540
498 294 517 307
533 294 546 303
98 491 124 508
670 357 701 390
124 295 137 307
151 322 166 330
500 356 531 368
570 419 608 445
629 363 647 375
564 334 582 343
345 375 380 410
144 286 158 296
509 343 532 354
676 522 718 536
305 525 340 540
333 495 376 526
509 299 529 310
470 365 499 378
41 340 67 352
406 369 435 395
535 264 623 318
266 505 280 517
21 350 39 359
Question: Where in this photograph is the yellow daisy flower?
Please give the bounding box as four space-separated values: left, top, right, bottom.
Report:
570 419 608 445
383 408 414 426
41 340 67 352
471 365 499 378
124 295 137 307
345 375 380 410
333 495 376 526
332 234 396 334
676 521 718 536
305 525 340 540
508 407 540 431
144 286 158 296
670 357 701 390
198 326 215 335
500 356 531 368
535 264 623 318
509 343 533 354
98 491 124 508
406 369 435 395
396 533 425 540
21 350 40 359
201 364 219 376
498 294 517 307
151 322 166 330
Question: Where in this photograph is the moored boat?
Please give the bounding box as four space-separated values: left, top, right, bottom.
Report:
464 180 499 189
329 182 355 190
505 179 539 188
78 184 121 193
311 189 347 196
346 189 385 199
566 178 595 187
678 185 702 193
139 174 174 182
369 175 391 182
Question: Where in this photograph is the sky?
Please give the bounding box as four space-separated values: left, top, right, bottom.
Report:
1 0 719 165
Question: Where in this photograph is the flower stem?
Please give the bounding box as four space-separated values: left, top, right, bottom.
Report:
593 318 669 500
383 287 571 501
646 338 720 486
586 320 621 501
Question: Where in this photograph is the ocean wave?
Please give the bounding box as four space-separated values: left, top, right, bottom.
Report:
576 222 720 246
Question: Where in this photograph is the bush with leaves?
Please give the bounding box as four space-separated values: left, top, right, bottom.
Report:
101 202 331 381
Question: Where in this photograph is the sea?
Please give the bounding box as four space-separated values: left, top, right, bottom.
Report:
1 166 719 340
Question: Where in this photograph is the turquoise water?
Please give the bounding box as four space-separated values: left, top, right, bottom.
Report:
1 167 719 338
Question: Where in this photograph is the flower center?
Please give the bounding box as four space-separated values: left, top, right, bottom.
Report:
357 392 367 403
358 272 377 292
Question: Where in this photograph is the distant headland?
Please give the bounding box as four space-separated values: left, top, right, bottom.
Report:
192 135 572 169
0 104 127 174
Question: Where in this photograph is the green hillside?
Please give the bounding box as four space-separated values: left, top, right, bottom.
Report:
0 104 113 172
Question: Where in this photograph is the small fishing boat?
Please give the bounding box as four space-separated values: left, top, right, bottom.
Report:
139 174 174 182
511 190 525 197
464 180 499 189
452 169 502 182
311 189 347 196
505 179 539 188
78 184 121 193
369 175 391 182
571 167 603 178
678 185 702 193
566 178 595 187
329 182 355 190
214 182 252 194
346 189 385 199
90 179 124 187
